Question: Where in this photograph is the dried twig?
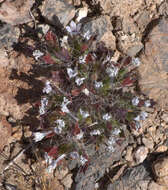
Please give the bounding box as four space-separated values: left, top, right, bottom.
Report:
3 143 32 172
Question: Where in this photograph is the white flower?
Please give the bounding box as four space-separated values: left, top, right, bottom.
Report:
90 129 101 136
43 81 52 94
76 130 84 140
134 115 141 122
67 68 78 78
112 128 121 136
33 131 51 142
132 57 141 67
82 88 89 96
95 183 99 189
80 109 89 118
80 155 88 165
61 97 71 113
132 97 139 106
60 35 68 48
47 154 66 173
39 97 48 115
106 66 119 78
95 81 103 89
61 105 70 113
33 50 44 60
79 54 87 64
66 21 81 36
107 136 116 152
144 100 151 107
54 119 65 134
135 121 141 130
103 113 111 121
75 77 85 86
70 151 79 159
140 111 148 120
44 152 52 165
56 119 65 128
134 111 148 121
83 30 91 40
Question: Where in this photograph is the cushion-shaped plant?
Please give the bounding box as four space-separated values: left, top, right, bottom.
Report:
32 22 150 172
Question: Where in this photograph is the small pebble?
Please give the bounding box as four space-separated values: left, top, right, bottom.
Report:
134 146 148 164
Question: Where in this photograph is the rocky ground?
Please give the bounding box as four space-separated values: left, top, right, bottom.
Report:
0 0 168 190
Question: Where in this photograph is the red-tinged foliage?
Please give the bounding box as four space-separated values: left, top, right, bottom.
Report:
122 77 135 86
71 88 81 96
34 100 41 108
81 44 89 52
46 132 56 139
130 122 137 130
59 111 66 116
122 56 132 67
138 99 145 107
107 122 113 130
42 54 55 64
73 122 80 135
71 86 85 96
45 31 57 43
85 53 93 64
46 146 58 159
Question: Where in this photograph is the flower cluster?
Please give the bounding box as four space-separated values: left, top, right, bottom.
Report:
31 20 152 173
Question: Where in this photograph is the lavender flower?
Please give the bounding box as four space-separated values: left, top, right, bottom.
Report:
66 21 81 36
70 151 79 159
67 68 78 78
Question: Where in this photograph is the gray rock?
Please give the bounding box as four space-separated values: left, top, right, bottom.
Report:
159 2 168 16
0 24 20 49
0 0 34 25
135 10 150 31
74 139 128 190
126 43 144 56
107 162 151 190
41 0 76 27
82 15 116 49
